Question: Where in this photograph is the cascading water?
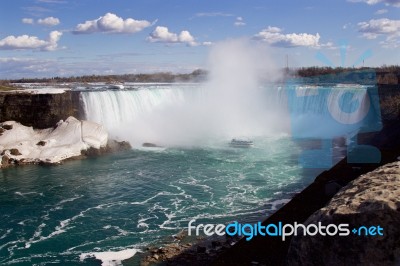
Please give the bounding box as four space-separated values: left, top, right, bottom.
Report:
80 85 288 147
284 84 381 139
81 84 380 147
81 86 192 146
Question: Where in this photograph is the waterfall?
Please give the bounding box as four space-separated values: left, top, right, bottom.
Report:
81 88 187 131
284 85 381 139
80 84 381 147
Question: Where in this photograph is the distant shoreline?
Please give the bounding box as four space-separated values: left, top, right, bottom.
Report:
1 66 398 86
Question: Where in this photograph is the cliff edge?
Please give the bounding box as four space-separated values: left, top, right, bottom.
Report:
0 91 82 129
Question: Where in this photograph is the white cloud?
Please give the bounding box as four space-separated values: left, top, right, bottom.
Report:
22 18 34 24
234 17 246 26
22 17 60 26
178 31 196 44
358 18 400 37
348 0 400 7
46 31 62 50
358 18 400 47
37 16 60 26
72 13 152 34
253 26 321 48
0 31 62 51
375 8 388 14
147 26 178 42
147 26 202 46
380 37 400 48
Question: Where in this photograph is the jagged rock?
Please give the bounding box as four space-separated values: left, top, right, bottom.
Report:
142 142 161 148
1 155 10 168
287 161 400 266
82 140 131 157
2 124 13 130
36 141 46 146
9 149 22 156
173 230 186 241
105 139 131 153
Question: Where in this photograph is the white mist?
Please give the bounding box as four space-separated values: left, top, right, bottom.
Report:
83 39 288 147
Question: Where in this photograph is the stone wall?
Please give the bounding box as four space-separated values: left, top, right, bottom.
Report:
0 91 83 129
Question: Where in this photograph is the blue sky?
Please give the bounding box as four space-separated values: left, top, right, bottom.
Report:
0 0 399 78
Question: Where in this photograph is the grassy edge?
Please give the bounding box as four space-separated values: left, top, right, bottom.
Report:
0 85 20 91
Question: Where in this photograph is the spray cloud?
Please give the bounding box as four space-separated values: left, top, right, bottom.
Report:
83 39 287 147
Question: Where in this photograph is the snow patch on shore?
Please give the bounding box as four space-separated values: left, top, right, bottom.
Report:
0 116 108 167
79 248 138 266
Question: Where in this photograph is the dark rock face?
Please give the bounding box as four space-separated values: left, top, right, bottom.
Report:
81 140 131 157
0 91 83 129
378 85 400 122
287 161 400 266
2 124 13 130
9 149 22 156
142 142 160 148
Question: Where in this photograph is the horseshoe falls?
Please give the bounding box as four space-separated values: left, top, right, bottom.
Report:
81 84 381 146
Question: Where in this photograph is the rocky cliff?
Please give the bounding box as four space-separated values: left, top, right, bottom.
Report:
0 91 83 129
287 161 400 265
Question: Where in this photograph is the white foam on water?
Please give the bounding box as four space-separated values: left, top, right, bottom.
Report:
136 146 167 152
0 229 12 240
103 225 129 236
0 239 24 252
137 215 157 230
14 191 44 197
130 191 185 205
270 198 291 210
79 248 139 266
57 195 83 205
23 202 113 249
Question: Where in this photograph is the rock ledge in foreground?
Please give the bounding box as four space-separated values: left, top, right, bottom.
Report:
287 161 400 266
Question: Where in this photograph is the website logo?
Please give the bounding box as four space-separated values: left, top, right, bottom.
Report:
188 220 384 241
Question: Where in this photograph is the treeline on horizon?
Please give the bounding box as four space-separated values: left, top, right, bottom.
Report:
294 65 400 85
2 65 400 85
5 69 208 85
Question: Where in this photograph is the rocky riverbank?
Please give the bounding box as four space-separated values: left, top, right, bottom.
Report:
0 116 130 169
287 161 400 265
